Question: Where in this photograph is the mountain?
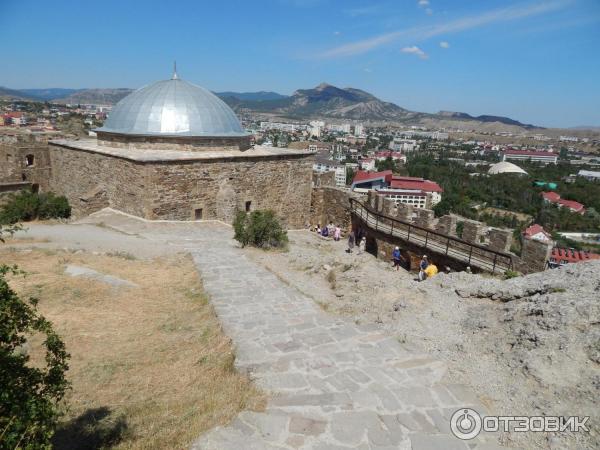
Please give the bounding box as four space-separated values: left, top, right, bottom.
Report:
54 88 134 105
0 87 41 101
436 110 536 129
20 88 82 101
2 82 542 131
222 83 415 121
54 89 287 105
216 91 287 101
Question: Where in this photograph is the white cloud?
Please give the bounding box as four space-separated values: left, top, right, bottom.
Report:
440 41 450 48
317 0 571 58
425 8 433 15
333 31 341 36
401 46 428 59
418 0 429 6
364 68 373 73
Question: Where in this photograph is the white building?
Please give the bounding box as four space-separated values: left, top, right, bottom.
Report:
359 158 376 171
502 150 558 165
354 124 364 136
578 169 600 181
313 154 347 187
260 121 299 132
391 138 417 152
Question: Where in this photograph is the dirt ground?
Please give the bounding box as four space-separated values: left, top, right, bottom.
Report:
246 230 598 450
0 246 264 450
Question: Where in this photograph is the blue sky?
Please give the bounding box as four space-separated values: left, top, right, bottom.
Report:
1 0 599 127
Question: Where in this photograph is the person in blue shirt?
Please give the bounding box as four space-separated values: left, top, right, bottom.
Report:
392 246 402 270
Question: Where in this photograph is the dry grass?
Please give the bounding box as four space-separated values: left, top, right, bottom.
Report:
0 248 265 450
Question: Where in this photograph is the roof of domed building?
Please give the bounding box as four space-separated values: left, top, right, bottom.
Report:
96 72 247 137
488 161 528 175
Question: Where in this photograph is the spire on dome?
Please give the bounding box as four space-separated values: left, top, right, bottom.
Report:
172 61 178 80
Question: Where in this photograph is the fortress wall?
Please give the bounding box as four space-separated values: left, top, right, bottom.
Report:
49 142 313 228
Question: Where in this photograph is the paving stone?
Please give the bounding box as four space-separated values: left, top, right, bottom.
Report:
410 433 470 450
93 216 496 450
288 415 327 436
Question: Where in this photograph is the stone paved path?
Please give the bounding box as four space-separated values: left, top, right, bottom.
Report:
78 210 510 450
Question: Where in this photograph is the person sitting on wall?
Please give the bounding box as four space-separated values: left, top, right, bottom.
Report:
321 226 329 238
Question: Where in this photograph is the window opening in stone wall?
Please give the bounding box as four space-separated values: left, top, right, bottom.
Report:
194 208 203 220
245 201 252 212
25 154 35 166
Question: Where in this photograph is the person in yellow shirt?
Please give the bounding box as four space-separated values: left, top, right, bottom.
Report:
423 263 438 279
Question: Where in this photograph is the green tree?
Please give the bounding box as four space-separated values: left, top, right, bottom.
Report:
0 258 70 449
233 210 288 249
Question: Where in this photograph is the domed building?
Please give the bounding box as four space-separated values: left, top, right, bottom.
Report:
487 161 528 176
48 71 313 226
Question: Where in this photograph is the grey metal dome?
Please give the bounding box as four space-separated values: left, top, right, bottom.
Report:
97 76 247 137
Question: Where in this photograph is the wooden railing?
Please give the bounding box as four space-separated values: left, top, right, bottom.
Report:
350 198 513 274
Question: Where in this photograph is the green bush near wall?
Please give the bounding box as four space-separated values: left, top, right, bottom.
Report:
0 190 71 224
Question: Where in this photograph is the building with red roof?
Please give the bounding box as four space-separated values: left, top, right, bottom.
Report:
549 248 600 267
523 224 552 243
502 149 558 165
541 191 585 214
541 191 561 203
557 198 585 214
351 171 443 208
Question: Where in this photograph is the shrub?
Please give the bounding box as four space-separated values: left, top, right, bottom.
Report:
0 190 71 224
233 210 288 249
0 265 70 448
504 269 521 279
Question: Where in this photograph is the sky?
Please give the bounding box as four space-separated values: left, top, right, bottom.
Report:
1 0 599 128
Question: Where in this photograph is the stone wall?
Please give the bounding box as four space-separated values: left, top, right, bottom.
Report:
147 156 313 228
312 171 336 188
97 131 252 151
49 145 148 217
310 187 360 230
49 143 313 228
0 134 54 192
517 238 553 274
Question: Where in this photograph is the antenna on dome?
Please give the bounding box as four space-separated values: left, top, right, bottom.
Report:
172 61 178 80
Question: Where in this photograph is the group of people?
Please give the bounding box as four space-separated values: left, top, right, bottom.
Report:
313 222 342 241
312 223 439 281
392 247 439 281
346 229 366 254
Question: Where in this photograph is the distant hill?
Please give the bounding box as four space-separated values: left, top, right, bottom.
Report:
3 83 543 132
216 91 287 101
20 88 82 101
0 87 41 101
222 83 417 121
54 88 134 105
436 110 537 129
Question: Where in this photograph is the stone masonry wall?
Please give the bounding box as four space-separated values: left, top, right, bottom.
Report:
49 145 148 218
310 187 360 231
49 143 314 229
147 156 313 228
0 134 53 192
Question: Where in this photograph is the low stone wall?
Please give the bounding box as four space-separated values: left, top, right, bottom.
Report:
310 187 360 230
350 199 553 274
97 131 252 151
